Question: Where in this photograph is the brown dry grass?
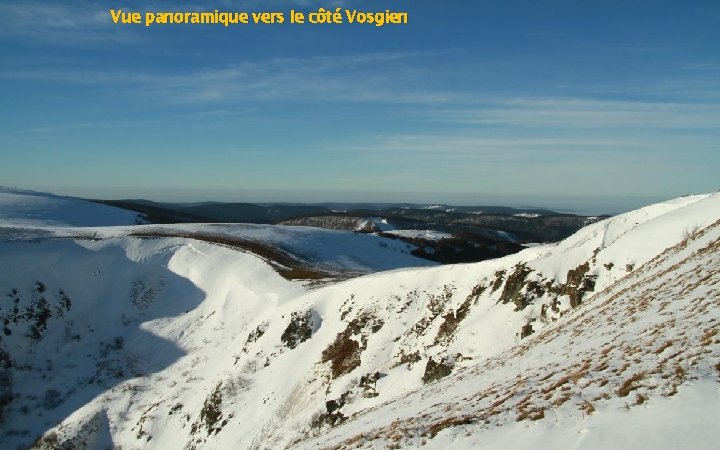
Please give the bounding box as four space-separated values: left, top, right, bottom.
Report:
654 340 673 354
579 400 595 415
427 416 474 438
618 372 645 397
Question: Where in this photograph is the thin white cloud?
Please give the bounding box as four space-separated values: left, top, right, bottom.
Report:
0 1 138 44
0 53 456 105
5 57 720 135
0 0 358 44
424 98 720 130
30 122 109 133
326 133 653 163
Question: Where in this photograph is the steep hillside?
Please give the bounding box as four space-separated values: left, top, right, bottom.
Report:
305 208 720 449
0 192 718 449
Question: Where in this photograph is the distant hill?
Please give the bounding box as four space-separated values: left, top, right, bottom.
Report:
0 187 140 227
89 197 605 264
93 199 333 224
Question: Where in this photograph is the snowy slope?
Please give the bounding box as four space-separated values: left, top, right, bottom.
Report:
0 188 436 277
304 204 720 450
0 222 435 278
0 188 140 227
0 192 718 449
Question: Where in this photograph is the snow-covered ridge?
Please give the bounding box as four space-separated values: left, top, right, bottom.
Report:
0 222 436 278
0 191 718 449
0 187 140 227
0 189 436 277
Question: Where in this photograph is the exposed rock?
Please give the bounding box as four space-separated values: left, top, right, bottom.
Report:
322 311 383 379
395 350 422 368
490 270 506 293
422 358 452 384
435 287 478 346
191 383 229 439
281 311 314 349
359 372 381 398
322 331 361 379
520 323 534 339
559 262 596 308
499 264 533 310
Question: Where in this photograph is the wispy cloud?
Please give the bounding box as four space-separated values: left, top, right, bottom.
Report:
0 52 457 105
324 133 657 164
30 122 112 133
29 119 171 133
557 72 720 103
0 0 358 44
4 50 718 135
0 1 138 44
423 98 720 130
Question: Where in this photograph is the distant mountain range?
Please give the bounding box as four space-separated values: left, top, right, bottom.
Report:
92 199 566 224
92 199 608 264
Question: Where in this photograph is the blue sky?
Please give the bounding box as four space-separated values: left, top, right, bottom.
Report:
1 0 718 213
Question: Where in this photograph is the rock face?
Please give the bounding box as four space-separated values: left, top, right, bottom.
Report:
0 193 718 450
422 358 453 384
499 263 533 310
281 310 315 349
322 311 384 379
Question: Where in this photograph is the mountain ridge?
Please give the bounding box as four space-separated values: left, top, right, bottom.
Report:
0 190 717 449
